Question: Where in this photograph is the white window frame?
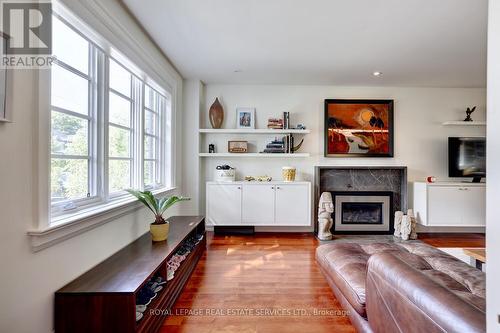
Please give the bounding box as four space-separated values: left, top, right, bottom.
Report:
50 14 103 217
28 1 178 251
107 57 137 198
143 85 169 191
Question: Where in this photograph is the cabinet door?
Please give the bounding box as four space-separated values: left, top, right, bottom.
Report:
461 187 486 226
428 186 464 226
242 184 275 225
207 184 242 225
275 184 310 226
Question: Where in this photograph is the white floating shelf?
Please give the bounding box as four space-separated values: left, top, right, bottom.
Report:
199 128 310 134
199 153 310 158
442 121 486 126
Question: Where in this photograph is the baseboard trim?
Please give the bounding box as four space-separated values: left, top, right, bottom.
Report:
207 226 314 232
214 226 255 235
416 225 485 233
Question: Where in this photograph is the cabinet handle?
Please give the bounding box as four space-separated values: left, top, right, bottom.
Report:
237 186 241 190
271 186 275 189
276 186 281 189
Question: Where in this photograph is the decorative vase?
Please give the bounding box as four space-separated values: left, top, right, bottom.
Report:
209 97 224 129
282 166 296 182
150 223 169 242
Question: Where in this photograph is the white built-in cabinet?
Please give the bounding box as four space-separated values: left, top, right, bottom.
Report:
412 182 486 227
207 182 311 226
206 184 242 225
274 184 310 225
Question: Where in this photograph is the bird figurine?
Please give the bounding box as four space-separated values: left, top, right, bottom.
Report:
464 106 476 122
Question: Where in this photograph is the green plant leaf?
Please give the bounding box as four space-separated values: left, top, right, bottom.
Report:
126 190 190 219
126 189 156 214
142 191 159 213
159 196 190 215
158 196 170 211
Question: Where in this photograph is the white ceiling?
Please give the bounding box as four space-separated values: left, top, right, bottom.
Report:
122 0 487 87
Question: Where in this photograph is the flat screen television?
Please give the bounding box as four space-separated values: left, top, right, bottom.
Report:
448 137 486 182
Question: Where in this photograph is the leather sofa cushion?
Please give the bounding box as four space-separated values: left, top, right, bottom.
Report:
316 243 370 317
316 240 485 318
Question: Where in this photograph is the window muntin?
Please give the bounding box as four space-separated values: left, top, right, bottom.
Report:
49 14 173 221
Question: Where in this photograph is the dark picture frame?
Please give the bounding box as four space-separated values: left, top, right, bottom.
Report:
0 32 10 122
324 99 394 157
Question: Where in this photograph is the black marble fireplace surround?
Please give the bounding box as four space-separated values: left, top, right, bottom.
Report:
314 166 407 235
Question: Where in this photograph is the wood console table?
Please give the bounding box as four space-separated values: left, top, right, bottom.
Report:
55 216 206 333
463 248 486 270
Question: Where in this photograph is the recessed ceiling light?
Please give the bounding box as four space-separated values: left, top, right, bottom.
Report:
373 71 383 77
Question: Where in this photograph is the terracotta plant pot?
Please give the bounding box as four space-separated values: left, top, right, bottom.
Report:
150 223 169 242
209 97 224 129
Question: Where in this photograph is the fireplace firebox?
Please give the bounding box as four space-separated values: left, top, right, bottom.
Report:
341 202 383 225
332 191 393 233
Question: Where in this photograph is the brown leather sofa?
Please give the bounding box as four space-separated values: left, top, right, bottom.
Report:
316 241 486 333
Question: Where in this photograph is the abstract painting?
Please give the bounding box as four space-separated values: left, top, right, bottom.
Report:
324 99 394 157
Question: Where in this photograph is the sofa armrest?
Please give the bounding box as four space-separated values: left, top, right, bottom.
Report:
366 253 485 333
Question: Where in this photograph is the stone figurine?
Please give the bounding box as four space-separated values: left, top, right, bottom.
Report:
400 215 412 240
407 209 418 240
317 192 334 240
393 211 404 237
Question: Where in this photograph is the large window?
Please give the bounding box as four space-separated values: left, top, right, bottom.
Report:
50 15 172 220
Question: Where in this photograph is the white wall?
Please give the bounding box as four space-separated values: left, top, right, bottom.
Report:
487 0 500 331
202 85 485 180
182 79 203 214
196 84 486 229
0 1 185 332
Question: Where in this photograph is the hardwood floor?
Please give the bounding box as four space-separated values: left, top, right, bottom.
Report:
161 233 355 333
419 232 485 248
161 232 485 333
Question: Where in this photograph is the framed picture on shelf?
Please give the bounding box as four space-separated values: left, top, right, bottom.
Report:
236 107 255 129
228 141 248 153
324 99 394 157
0 32 9 122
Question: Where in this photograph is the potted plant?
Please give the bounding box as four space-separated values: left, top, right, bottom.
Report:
127 189 190 242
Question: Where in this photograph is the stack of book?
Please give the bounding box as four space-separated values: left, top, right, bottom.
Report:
261 136 294 154
267 118 284 129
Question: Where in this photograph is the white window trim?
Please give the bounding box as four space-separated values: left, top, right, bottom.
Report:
29 1 179 252
28 187 177 252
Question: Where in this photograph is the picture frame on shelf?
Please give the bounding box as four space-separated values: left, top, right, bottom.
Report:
236 107 255 129
228 141 248 153
324 99 394 157
0 32 10 123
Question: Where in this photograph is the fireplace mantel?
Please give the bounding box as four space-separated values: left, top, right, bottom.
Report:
314 166 407 235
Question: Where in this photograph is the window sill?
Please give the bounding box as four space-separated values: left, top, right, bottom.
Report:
27 187 177 252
